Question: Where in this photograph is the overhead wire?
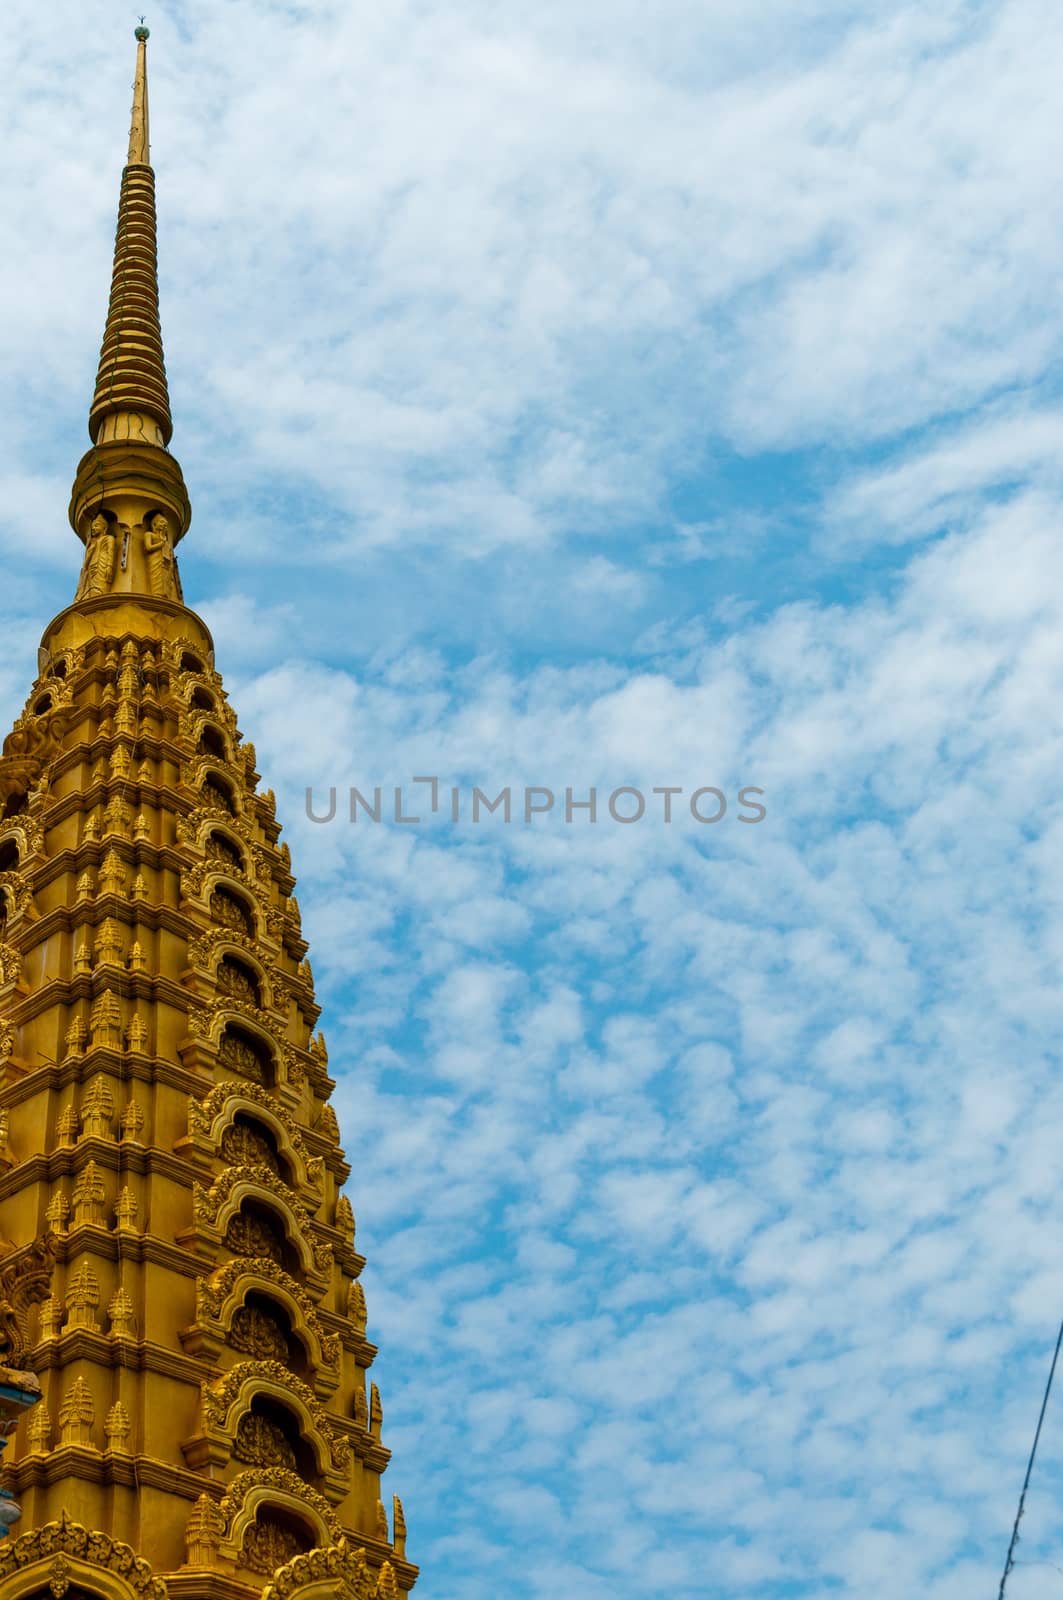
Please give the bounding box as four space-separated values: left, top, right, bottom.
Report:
998 1315 1063 1598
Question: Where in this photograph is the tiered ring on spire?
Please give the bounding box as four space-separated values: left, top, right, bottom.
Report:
68 25 191 544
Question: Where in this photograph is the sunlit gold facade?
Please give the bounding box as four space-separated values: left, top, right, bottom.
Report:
0 31 417 1600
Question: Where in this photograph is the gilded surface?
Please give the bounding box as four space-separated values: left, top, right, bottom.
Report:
0 26 415 1600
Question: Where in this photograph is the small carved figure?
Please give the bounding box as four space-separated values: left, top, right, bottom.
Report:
78 514 117 599
126 1013 148 1053
143 512 177 599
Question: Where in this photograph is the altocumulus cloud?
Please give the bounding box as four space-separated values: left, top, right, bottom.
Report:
4 2 1063 1597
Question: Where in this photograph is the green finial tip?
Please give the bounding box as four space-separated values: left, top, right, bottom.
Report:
135 22 149 42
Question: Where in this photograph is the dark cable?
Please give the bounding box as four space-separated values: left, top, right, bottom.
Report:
998 1316 1063 1598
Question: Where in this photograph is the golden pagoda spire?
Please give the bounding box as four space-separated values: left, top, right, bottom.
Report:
128 23 150 165
0 27 419 1600
68 23 191 570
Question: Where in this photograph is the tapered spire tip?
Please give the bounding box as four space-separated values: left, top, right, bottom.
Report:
128 24 150 165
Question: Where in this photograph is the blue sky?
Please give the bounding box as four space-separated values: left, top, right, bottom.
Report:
3 2 1063 1596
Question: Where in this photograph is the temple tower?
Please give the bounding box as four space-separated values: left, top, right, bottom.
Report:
0 30 417 1600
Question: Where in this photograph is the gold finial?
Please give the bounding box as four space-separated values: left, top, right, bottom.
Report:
128 24 150 165
68 20 192 551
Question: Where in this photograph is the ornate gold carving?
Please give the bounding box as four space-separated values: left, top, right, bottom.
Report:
127 1013 149 1053
205 831 243 872
242 1517 305 1575
370 1383 382 1437
198 1258 340 1367
65 1259 100 1330
198 1078 311 1163
38 1297 62 1341
48 1552 71 1598
318 1104 340 1143
230 1303 289 1362
222 1122 279 1172
376 1561 400 1600
219 1028 267 1084
0 1515 168 1599
89 990 123 1051
204 1360 349 1470
26 1402 51 1455
185 1494 225 1564
217 955 259 1005
72 1158 106 1224
115 1186 138 1231
121 1098 145 1141
0 702 69 804
263 1539 373 1600
225 1211 284 1265
59 1375 95 1445
353 1388 368 1431
81 1075 114 1137
219 1466 344 1546
109 1286 135 1338
0 1236 55 1359
95 919 124 966
197 1164 331 1275
209 884 254 934
45 1191 70 1236
64 1015 87 1059
233 1411 297 1470
0 940 22 988
335 1194 355 1241
105 1400 131 1451
348 1280 367 1339
392 1496 407 1557
375 1501 388 1542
